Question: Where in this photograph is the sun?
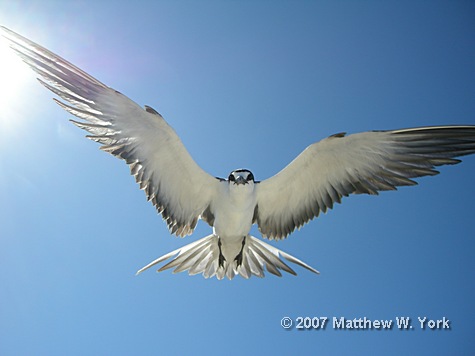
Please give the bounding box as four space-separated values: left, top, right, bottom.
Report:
0 34 34 132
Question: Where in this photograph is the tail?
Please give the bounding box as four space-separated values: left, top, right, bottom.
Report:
136 234 319 280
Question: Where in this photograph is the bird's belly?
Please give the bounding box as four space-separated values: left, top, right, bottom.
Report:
213 205 254 240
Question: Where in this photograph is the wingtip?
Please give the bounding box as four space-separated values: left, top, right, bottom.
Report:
0 26 10 36
135 266 148 276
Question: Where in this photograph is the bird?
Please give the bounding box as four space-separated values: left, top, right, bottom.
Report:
2 26 475 280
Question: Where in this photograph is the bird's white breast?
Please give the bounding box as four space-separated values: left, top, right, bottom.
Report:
212 182 257 241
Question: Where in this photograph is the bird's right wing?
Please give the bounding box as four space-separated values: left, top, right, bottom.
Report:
1 27 220 237
255 126 475 240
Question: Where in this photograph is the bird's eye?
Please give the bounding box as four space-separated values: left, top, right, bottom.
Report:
228 174 236 181
247 173 254 181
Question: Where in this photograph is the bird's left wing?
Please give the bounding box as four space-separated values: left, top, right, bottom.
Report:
255 126 475 240
1 27 220 237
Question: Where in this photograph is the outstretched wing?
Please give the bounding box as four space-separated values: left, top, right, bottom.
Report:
255 126 475 240
1 26 220 237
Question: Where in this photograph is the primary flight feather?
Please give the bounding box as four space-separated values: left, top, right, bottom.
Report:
2 26 474 280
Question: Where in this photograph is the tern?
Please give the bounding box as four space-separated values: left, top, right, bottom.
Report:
2 26 475 280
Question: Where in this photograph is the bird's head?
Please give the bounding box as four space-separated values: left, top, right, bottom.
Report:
228 169 255 186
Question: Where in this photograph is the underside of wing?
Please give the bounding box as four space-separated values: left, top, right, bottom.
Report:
1 27 219 236
255 126 475 240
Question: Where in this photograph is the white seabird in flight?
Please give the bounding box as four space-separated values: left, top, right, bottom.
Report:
2 27 475 280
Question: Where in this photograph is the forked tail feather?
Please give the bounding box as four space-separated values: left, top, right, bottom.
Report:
136 234 319 280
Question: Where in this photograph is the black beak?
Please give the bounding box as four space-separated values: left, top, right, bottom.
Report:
234 176 247 185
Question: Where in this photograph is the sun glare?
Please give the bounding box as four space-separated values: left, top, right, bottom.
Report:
0 35 34 131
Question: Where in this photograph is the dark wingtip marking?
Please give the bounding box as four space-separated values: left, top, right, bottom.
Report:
329 132 346 138
144 105 161 116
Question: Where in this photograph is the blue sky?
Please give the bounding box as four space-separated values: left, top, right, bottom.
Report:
0 1 474 355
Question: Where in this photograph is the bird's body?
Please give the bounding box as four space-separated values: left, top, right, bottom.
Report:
210 172 257 276
213 173 256 241
2 26 475 280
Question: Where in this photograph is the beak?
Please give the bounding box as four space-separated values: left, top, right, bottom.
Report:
235 175 247 185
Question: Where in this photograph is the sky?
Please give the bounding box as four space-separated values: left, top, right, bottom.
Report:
0 1 474 355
